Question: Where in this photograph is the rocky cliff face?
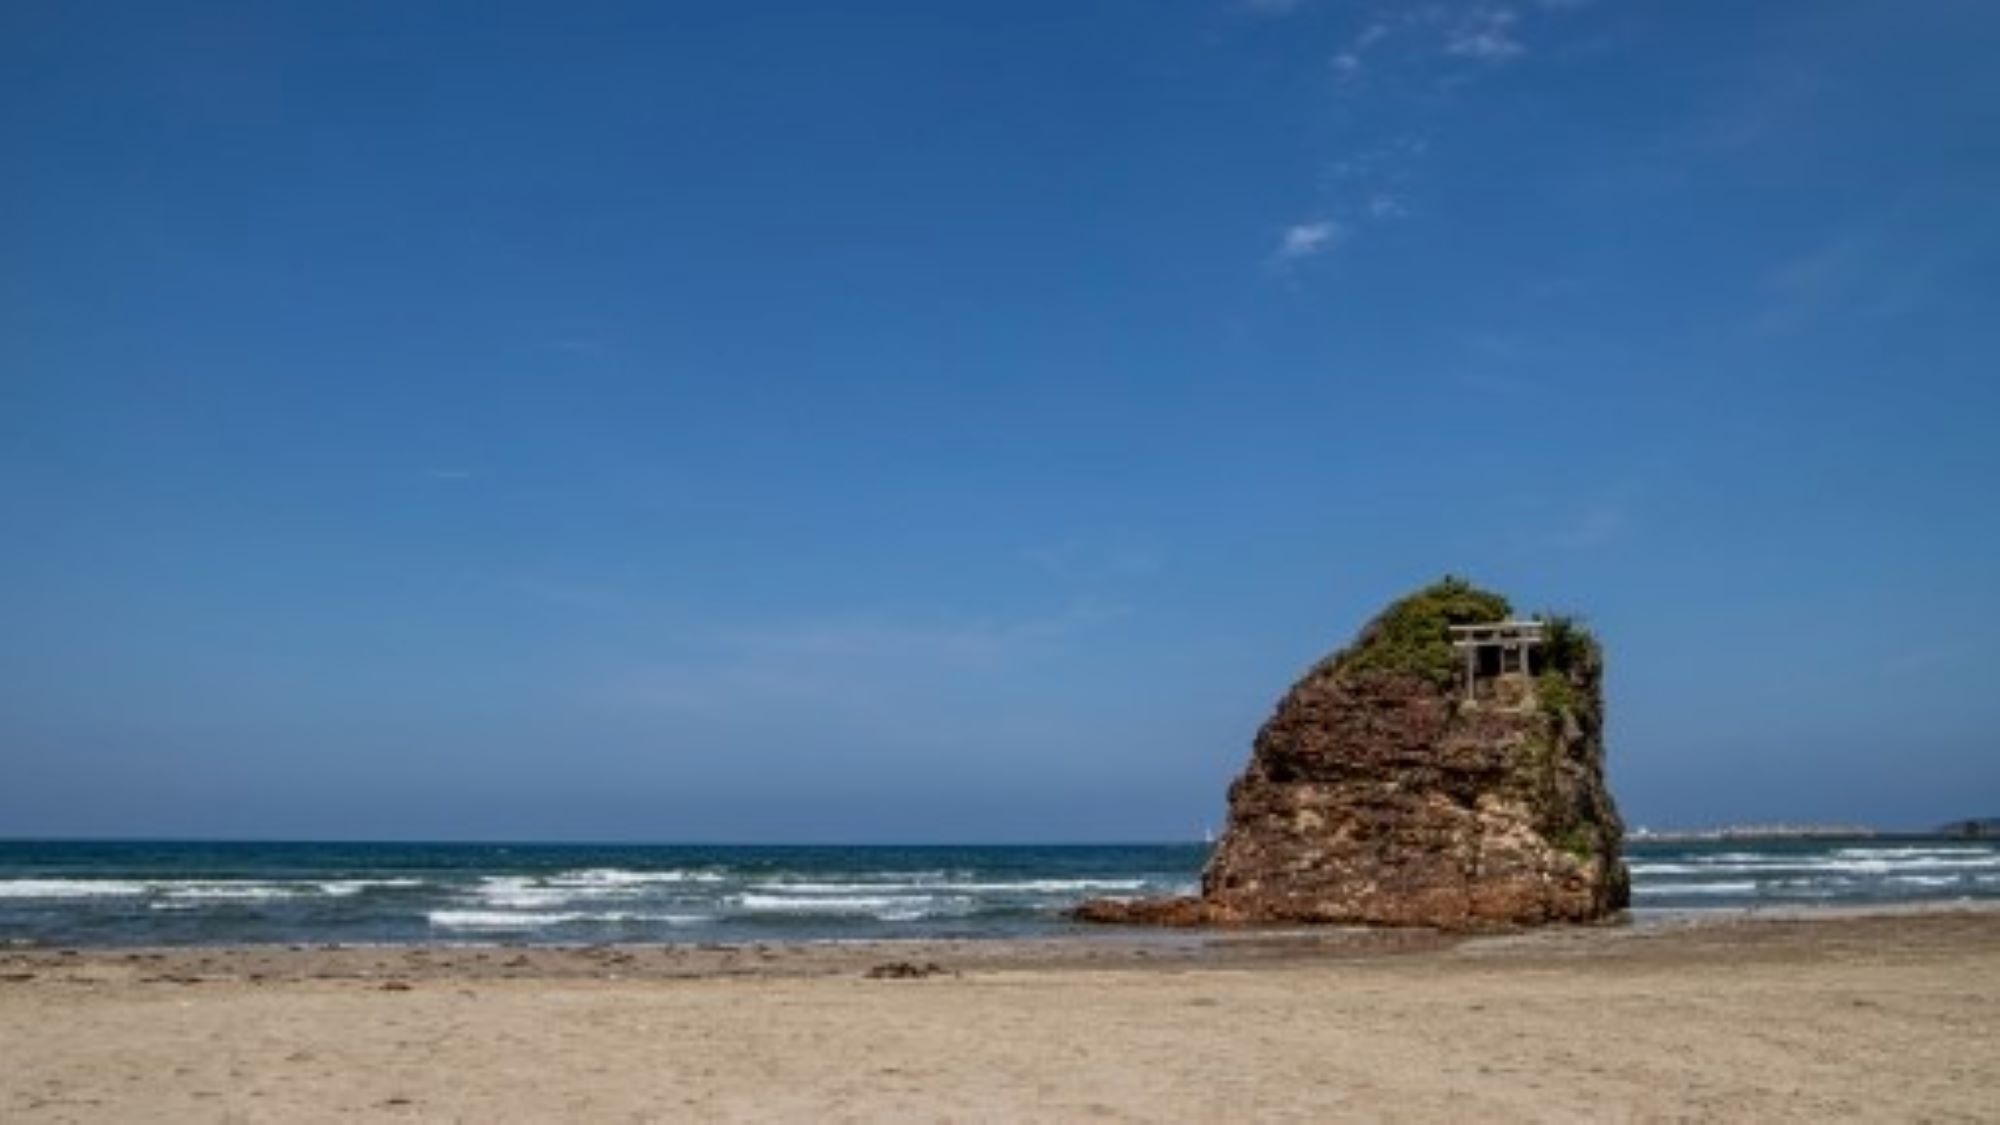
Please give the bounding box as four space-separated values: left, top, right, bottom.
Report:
1078 578 1628 930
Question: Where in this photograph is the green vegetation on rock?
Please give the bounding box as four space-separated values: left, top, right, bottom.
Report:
1552 824 1598 861
1331 576 1512 688
1536 613 1600 676
1533 614 1600 731
1536 671 1579 718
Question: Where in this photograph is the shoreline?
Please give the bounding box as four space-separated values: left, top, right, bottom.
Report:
7 836 1994 950
5 907 1995 1121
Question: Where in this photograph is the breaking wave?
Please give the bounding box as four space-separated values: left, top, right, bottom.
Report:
0 879 151 899
1629 840 2000 911
428 909 717 930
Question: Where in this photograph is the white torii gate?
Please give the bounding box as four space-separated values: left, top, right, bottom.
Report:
1449 620 1546 696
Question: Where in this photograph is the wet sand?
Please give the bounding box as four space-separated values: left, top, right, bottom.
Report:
2 908 1995 1121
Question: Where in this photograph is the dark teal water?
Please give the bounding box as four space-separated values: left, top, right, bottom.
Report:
0 838 1993 946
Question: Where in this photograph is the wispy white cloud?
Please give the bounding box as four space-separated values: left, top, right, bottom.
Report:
1324 135 1428 184
1336 1 1594 79
1274 220 1344 263
1753 221 1977 338
1367 193 1408 219
1331 20 1393 80
1259 0 1600 270
1443 6 1525 62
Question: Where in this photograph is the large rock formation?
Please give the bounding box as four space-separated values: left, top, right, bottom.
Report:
1078 578 1628 930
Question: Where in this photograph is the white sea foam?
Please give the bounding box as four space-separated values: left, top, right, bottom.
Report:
427 908 716 929
146 892 296 911
0 876 443 901
1833 846 1993 860
0 879 150 898
473 876 627 908
733 893 967 916
944 878 1152 893
318 878 425 896
1631 853 2000 878
1770 876 1857 889
1633 880 1759 897
1888 874 1962 888
749 882 935 894
1629 863 1701 876
1822 857 1999 875
552 868 725 886
472 877 579 909
156 884 300 901
1888 855 1999 869
1631 863 1785 877
1632 861 1856 876
468 870 724 909
751 877 1150 895
428 910 585 929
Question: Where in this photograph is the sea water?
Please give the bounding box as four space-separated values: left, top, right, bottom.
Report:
0 838 1993 947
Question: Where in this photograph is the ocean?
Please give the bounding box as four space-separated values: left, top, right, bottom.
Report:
1 837 1994 947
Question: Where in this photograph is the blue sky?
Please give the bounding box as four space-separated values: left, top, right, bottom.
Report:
3 0 1996 841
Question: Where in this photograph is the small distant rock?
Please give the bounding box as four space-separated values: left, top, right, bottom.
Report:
865 961 952 979
1071 898 1217 926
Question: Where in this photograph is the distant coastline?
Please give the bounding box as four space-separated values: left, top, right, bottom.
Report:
1628 824 1880 843
1631 819 1998 843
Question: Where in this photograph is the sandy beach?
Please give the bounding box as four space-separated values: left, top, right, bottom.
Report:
2 908 1995 1122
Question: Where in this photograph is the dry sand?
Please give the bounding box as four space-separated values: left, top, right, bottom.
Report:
2 909 1995 1122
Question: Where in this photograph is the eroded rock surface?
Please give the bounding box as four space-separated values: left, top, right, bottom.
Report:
1077 579 1628 930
